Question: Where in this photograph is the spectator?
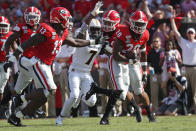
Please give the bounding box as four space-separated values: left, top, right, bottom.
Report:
181 0 196 14
147 36 164 113
171 10 196 113
156 69 188 116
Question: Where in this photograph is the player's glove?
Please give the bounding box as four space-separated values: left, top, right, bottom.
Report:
91 1 103 16
142 73 148 85
3 61 13 73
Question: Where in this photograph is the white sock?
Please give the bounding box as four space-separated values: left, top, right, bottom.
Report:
16 111 24 118
60 98 77 117
20 95 27 103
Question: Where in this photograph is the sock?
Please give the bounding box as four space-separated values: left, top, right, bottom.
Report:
145 105 151 116
92 82 113 96
102 96 117 119
60 98 77 117
129 97 139 111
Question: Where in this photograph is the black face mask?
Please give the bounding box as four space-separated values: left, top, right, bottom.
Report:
89 27 102 39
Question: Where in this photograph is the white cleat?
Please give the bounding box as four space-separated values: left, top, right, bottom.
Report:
56 116 63 125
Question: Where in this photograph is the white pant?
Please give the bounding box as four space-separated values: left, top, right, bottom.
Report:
0 63 11 93
108 55 130 100
68 67 97 107
32 61 57 97
14 56 34 94
129 62 144 95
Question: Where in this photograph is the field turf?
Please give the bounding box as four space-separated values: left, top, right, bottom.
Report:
0 115 196 131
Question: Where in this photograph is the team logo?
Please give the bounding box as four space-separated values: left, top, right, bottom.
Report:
59 9 67 14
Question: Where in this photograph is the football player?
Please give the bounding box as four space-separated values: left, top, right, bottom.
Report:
55 1 122 125
0 16 15 103
7 4 105 126
5 7 42 126
85 10 142 125
113 10 156 122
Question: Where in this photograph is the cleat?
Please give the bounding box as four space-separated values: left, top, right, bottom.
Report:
8 114 23 127
135 107 142 122
100 117 109 125
85 82 98 100
110 90 123 99
147 113 156 122
56 116 63 125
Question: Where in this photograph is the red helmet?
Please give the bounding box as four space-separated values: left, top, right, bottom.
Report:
0 16 10 35
24 6 41 26
129 10 148 34
50 7 72 29
102 10 120 32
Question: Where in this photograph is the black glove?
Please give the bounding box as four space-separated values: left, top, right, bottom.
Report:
142 74 148 85
3 61 13 73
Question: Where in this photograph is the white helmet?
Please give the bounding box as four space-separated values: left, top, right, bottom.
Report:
89 19 102 39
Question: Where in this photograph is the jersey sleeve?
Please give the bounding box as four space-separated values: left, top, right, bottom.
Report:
37 23 52 38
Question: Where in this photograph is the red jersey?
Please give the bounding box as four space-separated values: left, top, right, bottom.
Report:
116 25 149 55
103 24 125 47
34 23 69 65
0 31 13 62
13 23 37 58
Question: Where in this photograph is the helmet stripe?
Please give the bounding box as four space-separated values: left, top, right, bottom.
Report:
2 16 4 23
107 10 113 18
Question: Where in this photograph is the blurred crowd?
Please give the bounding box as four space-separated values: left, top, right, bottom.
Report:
0 0 196 118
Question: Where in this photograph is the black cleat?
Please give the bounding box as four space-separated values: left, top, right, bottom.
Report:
8 114 22 126
100 117 109 125
147 113 156 122
85 82 98 100
135 107 142 122
110 90 123 99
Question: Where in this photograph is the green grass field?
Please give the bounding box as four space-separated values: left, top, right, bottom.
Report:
1 115 196 131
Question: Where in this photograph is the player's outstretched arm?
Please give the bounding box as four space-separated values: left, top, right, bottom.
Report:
63 36 96 47
113 39 129 62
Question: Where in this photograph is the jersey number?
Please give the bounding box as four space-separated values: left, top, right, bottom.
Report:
85 50 97 65
52 40 62 54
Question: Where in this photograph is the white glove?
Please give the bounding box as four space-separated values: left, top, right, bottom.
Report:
8 55 17 63
91 1 104 16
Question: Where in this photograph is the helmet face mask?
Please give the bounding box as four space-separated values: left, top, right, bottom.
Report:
0 16 10 36
89 19 102 39
24 7 41 26
102 10 120 32
129 10 148 34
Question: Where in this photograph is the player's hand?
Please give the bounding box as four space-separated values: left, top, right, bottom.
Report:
3 61 13 73
91 1 104 16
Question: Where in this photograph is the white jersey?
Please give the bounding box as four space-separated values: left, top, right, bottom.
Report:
70 44 102 72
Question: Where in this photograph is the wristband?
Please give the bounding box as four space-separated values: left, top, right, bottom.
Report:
89 40 95 45
140 47 146 52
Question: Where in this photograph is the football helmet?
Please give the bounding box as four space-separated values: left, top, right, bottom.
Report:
50 7 72 29
24 6 41 26
89 19 102 39
102 10 120 32
0 16 10 35
129 10 148 34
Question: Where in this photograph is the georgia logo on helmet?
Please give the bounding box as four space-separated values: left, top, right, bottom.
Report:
50 7 72 29
102 10 120 32
24 6 41 26
0 16 10 36
129 10 148 34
